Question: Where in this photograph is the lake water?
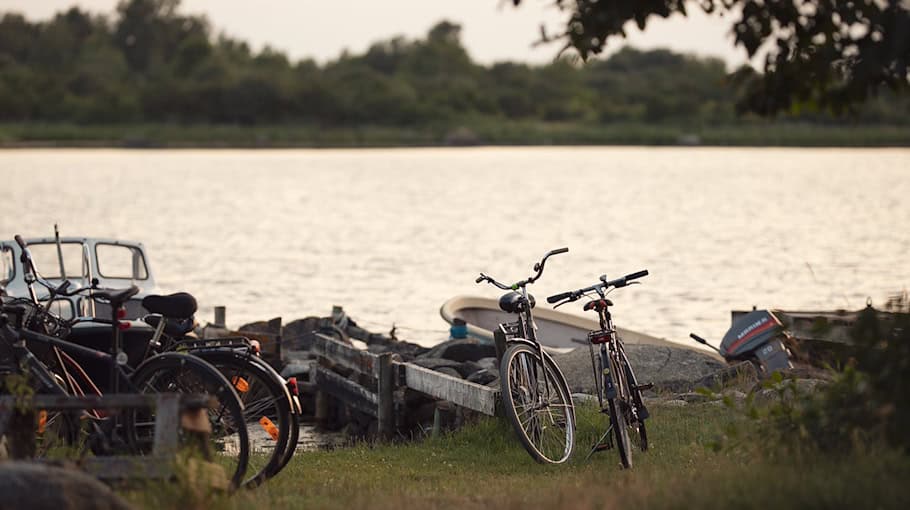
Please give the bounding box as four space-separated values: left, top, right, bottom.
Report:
1 147 908 350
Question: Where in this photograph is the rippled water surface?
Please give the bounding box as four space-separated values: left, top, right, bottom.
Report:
2 147 908 348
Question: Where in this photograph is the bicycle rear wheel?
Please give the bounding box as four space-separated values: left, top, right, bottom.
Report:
621 355 648 452
126 352 249 490
499 343 575 464
197 350 292 488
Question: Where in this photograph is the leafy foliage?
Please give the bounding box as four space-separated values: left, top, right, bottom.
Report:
745 293 910 454
515 0 910 115
0 0 908 127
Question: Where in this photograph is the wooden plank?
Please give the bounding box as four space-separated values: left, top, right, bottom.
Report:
314 366 379 417
0 394 212 411
312 333 377 376
153 393 179 456
401 362 499 416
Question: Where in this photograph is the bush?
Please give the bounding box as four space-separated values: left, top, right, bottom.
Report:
750 293 910 454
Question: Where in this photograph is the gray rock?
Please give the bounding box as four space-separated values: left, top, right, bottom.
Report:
466 369 498 385
411 357 464 374
723 390 748 401
280 360 312 378
0 462 135 510
420 339 497 363
676 392 715 403
571 393 598 405
659 399 689 407
476 357 498 372
435 367 463 379
552 344 726 394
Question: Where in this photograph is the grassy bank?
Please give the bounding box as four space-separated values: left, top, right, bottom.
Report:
1 122 908 148
124 403 909 510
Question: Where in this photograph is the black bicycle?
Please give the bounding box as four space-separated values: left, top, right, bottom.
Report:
1 235 251 488
547 270 651 468
140 292 300 487
476 248 575 464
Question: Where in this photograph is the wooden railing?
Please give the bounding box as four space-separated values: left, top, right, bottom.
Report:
309 333 499 437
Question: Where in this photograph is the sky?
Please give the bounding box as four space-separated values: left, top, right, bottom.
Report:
3 1 754 69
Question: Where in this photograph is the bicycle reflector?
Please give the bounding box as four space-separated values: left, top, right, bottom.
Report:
588 331 611 344
118 321 131 331
287 377 299 396
37 410 47 434
116 307 127 319
232 376 250 393
259 416 279 441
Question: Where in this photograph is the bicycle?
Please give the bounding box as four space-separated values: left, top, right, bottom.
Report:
475 248 575 464
1 235 251 488
547 270 652 468
141 292 299 487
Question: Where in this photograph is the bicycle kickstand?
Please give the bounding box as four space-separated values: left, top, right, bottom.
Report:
585 424 614 461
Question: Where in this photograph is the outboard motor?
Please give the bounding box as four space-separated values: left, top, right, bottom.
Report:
691 310 793 376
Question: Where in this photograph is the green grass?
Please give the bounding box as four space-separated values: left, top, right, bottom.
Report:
1 121 908 147
121 403 910 510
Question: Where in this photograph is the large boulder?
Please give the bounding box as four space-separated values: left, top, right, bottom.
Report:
420 339 496 363
0 462 135 510
552 343 726 394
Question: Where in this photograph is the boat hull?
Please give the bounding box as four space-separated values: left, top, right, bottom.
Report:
440 295 678 350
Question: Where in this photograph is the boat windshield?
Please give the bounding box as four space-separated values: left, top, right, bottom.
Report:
95 243 148 280
1 245 13 286
28 242 88 280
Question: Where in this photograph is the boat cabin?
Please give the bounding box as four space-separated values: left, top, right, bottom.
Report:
0 237 159 320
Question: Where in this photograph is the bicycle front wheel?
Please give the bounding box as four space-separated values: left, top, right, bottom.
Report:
601 353 632 468
499 343 575 464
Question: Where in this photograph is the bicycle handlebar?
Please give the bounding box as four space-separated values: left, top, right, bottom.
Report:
475 247 568 290
546 269 649 305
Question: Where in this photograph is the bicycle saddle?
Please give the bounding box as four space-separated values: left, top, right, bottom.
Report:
142 292 197 319
499 292 536 313
93 286 139 304
583 299 613 311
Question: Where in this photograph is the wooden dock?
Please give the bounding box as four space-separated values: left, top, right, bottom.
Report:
308 333 500 437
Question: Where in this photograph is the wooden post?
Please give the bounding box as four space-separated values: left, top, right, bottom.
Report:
153 393 180 457
312 359 329 429
377 352 394 440
214 306 226 327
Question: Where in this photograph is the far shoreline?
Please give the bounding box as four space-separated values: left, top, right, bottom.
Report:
1 121 908 149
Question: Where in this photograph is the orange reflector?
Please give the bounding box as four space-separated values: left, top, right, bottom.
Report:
259 416 279 441
37 410 47 434
232 376 249 393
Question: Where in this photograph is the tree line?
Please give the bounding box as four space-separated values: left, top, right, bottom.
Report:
0 0 906 128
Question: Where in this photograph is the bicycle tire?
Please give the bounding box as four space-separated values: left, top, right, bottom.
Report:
499 343 575 464
240 354 299 471
601 353 632 468
192 350 292 488
278 405 300 470
125 352 250 490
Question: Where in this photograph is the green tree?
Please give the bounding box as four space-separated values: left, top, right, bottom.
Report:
512 0 910 115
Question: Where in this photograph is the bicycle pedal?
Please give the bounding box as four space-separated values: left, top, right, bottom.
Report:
592 442 612 452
